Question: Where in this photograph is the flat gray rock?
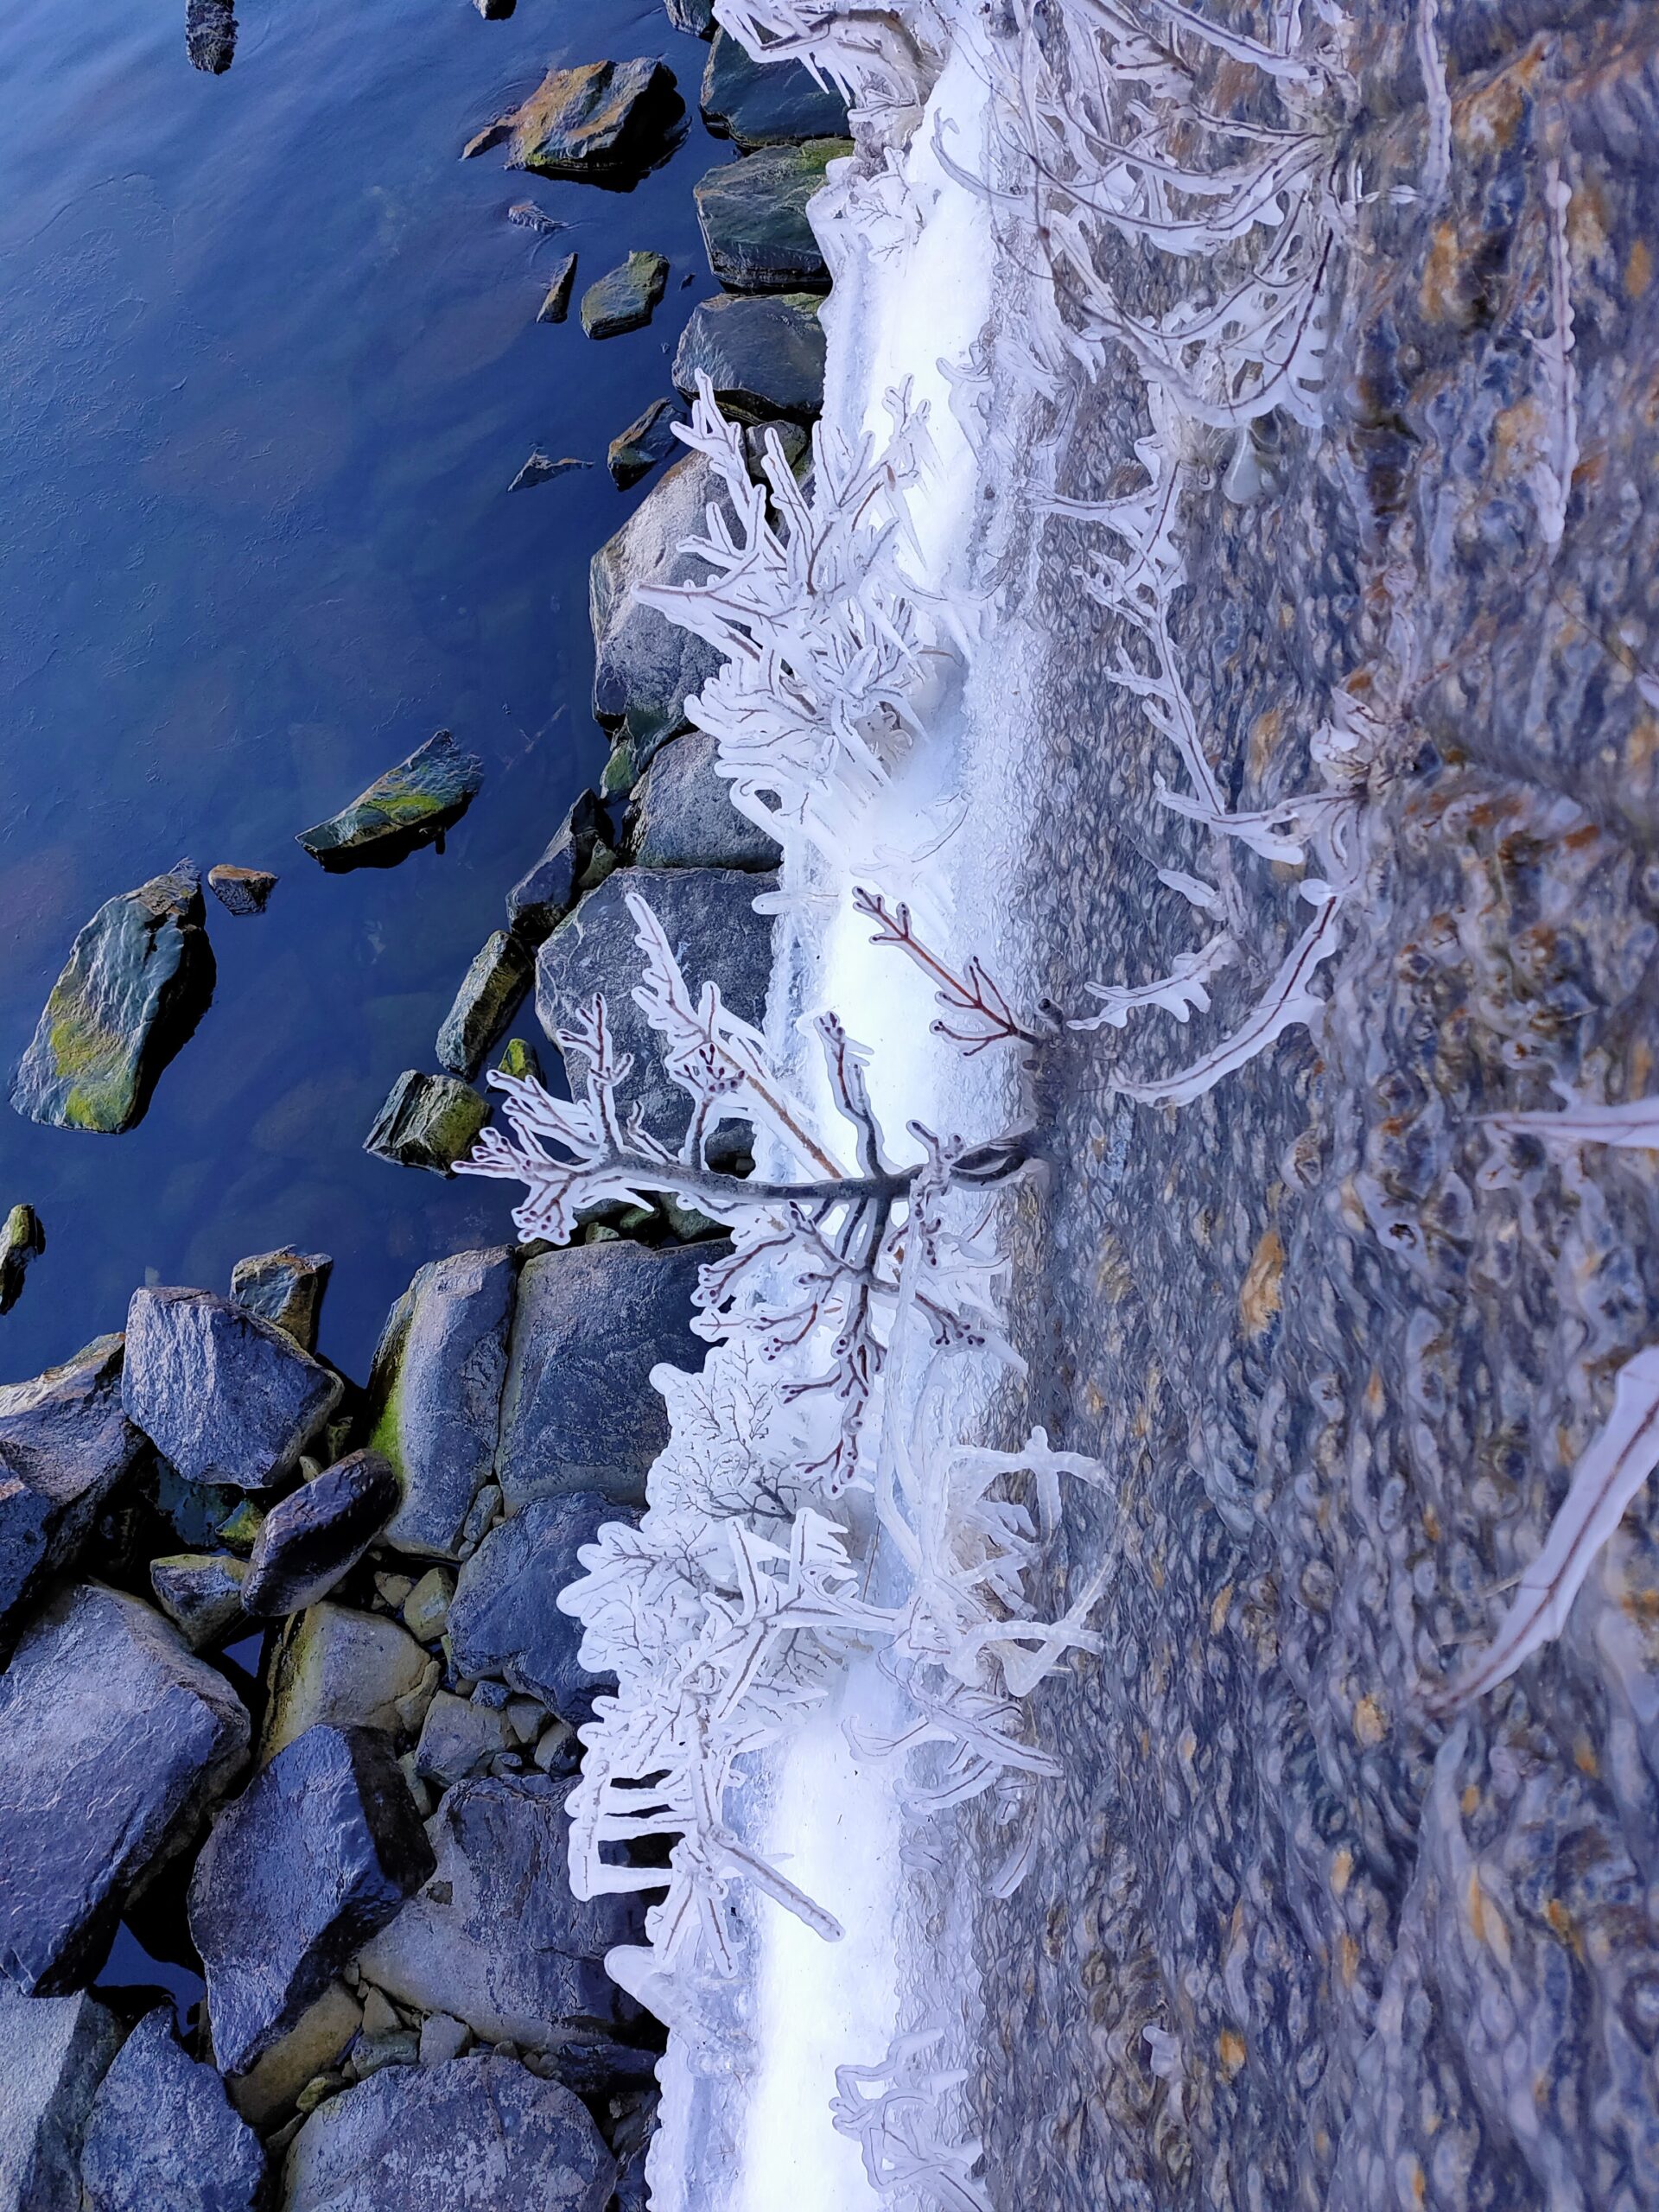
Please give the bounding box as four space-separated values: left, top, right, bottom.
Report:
10 861 214 1135
448 1491 634 1720
693 140 847 292
190 1722 435 2079
0 1334 144 1651
535 866 775 1147
243 1452 400 1618
0 1582 249 1994
123 1287 343 1492
296 732 482 872
283 2054 614 2212
356 1774 641 2048
435 932 534 1079
229 1247 332 1352
628 729 783 871
499 58 683 181
366 1249 516 1561
700 29 849 148
81 2006 265 2212
0 1984 121 2212
671 289 825 423
493 1242 715 1510
589 451 734 764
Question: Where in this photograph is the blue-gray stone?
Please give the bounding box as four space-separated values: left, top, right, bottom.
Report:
282 2054 614 2212
607 397 688 491
435 932 535 1080
700 29 849 148
228 1246 332 1353
448 1491 635 1719
149 1553 250 1651
123 1287 343 1493
0 1582 249 1995
81 2007 265 2212
671 289 825 423
189 1722 435 2078
628 728 784 872
505 791 613 947
0 1984 121 2212
589 454 733 760
580 251 670 340
242 1452 401 1618
363 1071 490 1178
693 140 848 292
296 732 482 872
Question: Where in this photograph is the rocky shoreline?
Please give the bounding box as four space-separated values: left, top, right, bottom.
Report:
1 9 844 2207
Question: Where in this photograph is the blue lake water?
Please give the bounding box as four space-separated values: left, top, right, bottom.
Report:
0 0 730 1390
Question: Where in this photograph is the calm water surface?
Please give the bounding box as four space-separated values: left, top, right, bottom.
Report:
0 0 728 1387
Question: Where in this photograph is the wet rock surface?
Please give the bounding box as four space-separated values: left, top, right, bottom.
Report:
699 28 849 149
580 250 670 339
243 1451 400 1618
296 731 482 871
282 2053 615 2212
536 251 578 324
259 1602 432 1761
10 860 215 1135
607 396 689 489
506 791 613 945
671 289 824 423
0 1581 248 1993
493 1241 715 1510
0 1203 45 1315
448 1490 632 1717
364 1071 489 1176
356 1772 640 2047
0 1984 121 2212
692 140 847 291
80 2006 265 2212
534 865 774 1143
0 1334 143 1648
495 58 683 181
435 931 533 1078
123 1287 343 1491
190 1721 434 2077
206 864 275 917
626 728 783 870
229 1246 332 1353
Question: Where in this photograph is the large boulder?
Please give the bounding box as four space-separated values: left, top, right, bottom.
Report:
243 1452 401 1618
448 1492 632 1720
190 1723 435 2079
693 140 848 291
260 1603 432 1763
283 2055 614 2212
627 729 783 871
229 1247 332 1353
123 1287 343 1493
493 1243 714 1510
10 861 214 1134
0 1334 145 1652
296 732 482 872
672 290 825 423
0 1582 249 1994
435 933 534 1079
80 2006 266 2212
356 1775 640 2047
499 58 683 180
700 29 849 148
534 866 775 1145
0 1984 122 2212
366 1249 516 1561
588 452 735 765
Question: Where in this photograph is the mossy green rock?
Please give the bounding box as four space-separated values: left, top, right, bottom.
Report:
435 931 534 1080
296 731 482 872
10 861 214 1135
503 58 683 180
580 251 670 340
495 1036 543 1084
364 1071 488 1177
693 139 848 292
0 1204 44 1315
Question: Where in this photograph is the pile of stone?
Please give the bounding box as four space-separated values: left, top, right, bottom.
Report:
0 1233 704 2209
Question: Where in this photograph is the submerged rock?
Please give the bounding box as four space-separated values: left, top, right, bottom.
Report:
700 29 849 148
123 1286 343 1491
366 1248 516 1561
535 866 775 1144
282 2054 614 2212
0 1581 249 1994
0 1203 44 1315
627 728 783 870
436 932 534 1080
499 58 683 181
505 199 559 235
493 1241 715 1510
10 860 214 1135
80 2006 265 2212
693 140 847 291
0 1333 143 1648
296 732 482 871
185 0 236 73
149 1553 250 1650
507 451 588 493
448 1491 632 1717
356 1774 640 2047
206 864 276 917
536 251 577 324
243 1452 400 1618
505 791 613 946
260 1602 432 1762
671 289 824 423
0 1984 122 2212
607 396 688 489
581 251 670 339
190 1722 435 2078
589 453 735 762
364 1071 488 1177
229 1245 332 1352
